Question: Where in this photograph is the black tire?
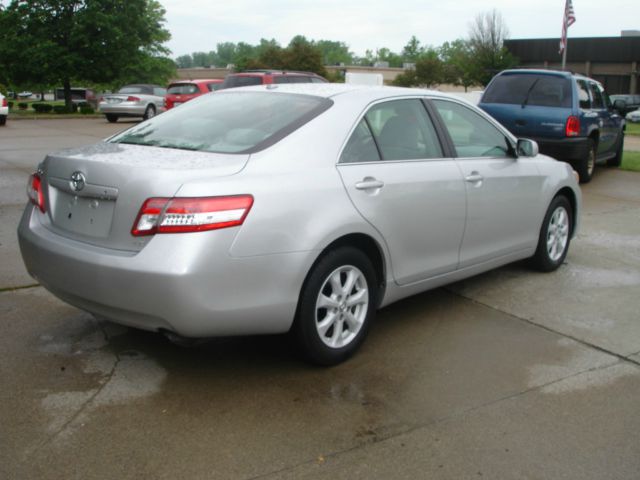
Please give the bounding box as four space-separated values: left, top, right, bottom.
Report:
143 105 156 120
606 133 624 167
530 195 573 272
292 247 378 366
105 114 118 123
575 138 596 183
0 115 6 126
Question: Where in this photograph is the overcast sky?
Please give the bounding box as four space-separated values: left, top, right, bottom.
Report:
162 0 639 57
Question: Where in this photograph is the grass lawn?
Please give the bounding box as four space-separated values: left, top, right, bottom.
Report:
627 122 640 136
621 151 640 172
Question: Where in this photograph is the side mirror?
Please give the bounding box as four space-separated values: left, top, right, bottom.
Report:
613 99 627 114
516 138 539 157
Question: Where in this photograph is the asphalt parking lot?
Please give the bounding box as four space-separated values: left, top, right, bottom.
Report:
1 118 640 479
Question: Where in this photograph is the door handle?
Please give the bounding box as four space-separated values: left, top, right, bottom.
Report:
465 173 484 183
355 179 385 190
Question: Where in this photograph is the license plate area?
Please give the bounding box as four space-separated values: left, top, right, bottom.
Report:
50 189 115 238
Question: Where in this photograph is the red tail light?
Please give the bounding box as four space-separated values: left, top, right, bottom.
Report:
132 195 254 236
565 116 580 137
27 173 45 213
126 96 140 102
1 97 7 107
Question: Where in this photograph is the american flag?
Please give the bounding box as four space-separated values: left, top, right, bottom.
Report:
559 0 577 54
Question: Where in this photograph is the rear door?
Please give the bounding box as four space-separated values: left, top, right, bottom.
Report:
590 82 622 155
431 98 544 267
337 98 466 285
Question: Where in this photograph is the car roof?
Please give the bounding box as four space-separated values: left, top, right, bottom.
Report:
229 70 322 77
499 69 573 78
220 83 460 102
169 79 222 85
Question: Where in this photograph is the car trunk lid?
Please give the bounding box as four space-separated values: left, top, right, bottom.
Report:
41 142 249 252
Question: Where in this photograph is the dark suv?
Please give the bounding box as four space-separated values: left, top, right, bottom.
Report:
219 70 328 89
479 69 626 183
610 94 640 115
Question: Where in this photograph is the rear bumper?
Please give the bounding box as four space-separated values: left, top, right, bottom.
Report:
18 205 313 337
0 106 8 116
98 103 165 117
532 136 589 162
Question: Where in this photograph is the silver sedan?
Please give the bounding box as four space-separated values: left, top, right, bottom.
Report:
18 84 581 365
98 84 167 123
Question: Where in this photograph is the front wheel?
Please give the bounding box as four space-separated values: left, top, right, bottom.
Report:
575 139 596 183
143 105 156 120
530 195 573 272
606 133 624 167
292 247 378 366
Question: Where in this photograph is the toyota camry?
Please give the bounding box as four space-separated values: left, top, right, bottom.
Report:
18 84 581 365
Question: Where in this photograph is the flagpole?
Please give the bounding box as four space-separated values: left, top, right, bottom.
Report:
562 36 568 71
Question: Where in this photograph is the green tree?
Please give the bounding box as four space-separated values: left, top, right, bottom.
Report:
440 39 475 91
314 40 353 65
175 54 194 68
0 0 172 109
402 36 424 63
282 36 327 76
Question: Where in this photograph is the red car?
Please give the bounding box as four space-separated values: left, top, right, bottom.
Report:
165 79 223 109
219 70 328 89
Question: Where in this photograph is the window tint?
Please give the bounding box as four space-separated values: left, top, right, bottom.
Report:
577 80 591 109
483 74 572 108
207 83 222 92
168 84 199 95
110 92 333 154
220 76 263 89
589 83 605 109
364 99 443 160
433 100 511 158
119 86 150 95
287 76 311 83
273 76 289 84
340 119 380 163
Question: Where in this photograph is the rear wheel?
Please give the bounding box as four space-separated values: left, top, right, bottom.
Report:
530 195 572 272
143 105 156 120
575 138 596 183
292 247 378 366
0 115 6 126
606 133 624 167
105 114 118 123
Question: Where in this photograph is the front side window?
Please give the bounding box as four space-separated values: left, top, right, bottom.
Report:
110 92 332 154
364 99 443 160
433 100 511 158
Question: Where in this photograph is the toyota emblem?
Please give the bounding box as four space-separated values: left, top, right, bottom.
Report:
70 171 86 192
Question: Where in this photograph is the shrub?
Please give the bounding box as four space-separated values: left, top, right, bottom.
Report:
53 105 71 114
18 102 28 110
8 101 14 109
32 103 54 113
79 105 95 114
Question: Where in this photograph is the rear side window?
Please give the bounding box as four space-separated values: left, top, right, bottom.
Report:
110 92 333 154
220 76 263 89
589 83 605 109
168 84 199 95
340 119 380 163
577 80 591 109
273 76 289 84
287 76 311 83
207 83 222 92
483 74 572 108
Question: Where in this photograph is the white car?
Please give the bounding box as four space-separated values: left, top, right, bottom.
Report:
0 92 8 126
626 109 640 123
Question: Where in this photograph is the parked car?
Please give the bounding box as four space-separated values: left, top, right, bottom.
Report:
165 79 223 110
55 87 97 108
219 70 328 89
0 92 8 126
610 94 640 115
626 108 640 123
18 84 581 365
479 69 626 183
98 84 167 123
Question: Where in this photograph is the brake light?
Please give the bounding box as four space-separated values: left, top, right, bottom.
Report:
565 116 580 137
27 173 45 213
132 195 254 236
126 96 140 102
1 97 7 107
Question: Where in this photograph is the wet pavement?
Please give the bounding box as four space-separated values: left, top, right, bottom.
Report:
1 119 639 479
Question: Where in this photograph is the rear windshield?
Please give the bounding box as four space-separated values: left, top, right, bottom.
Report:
109 92 333 154
168 84 199 95
118 86 150 95
220 76 263 89
483 74 572 108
